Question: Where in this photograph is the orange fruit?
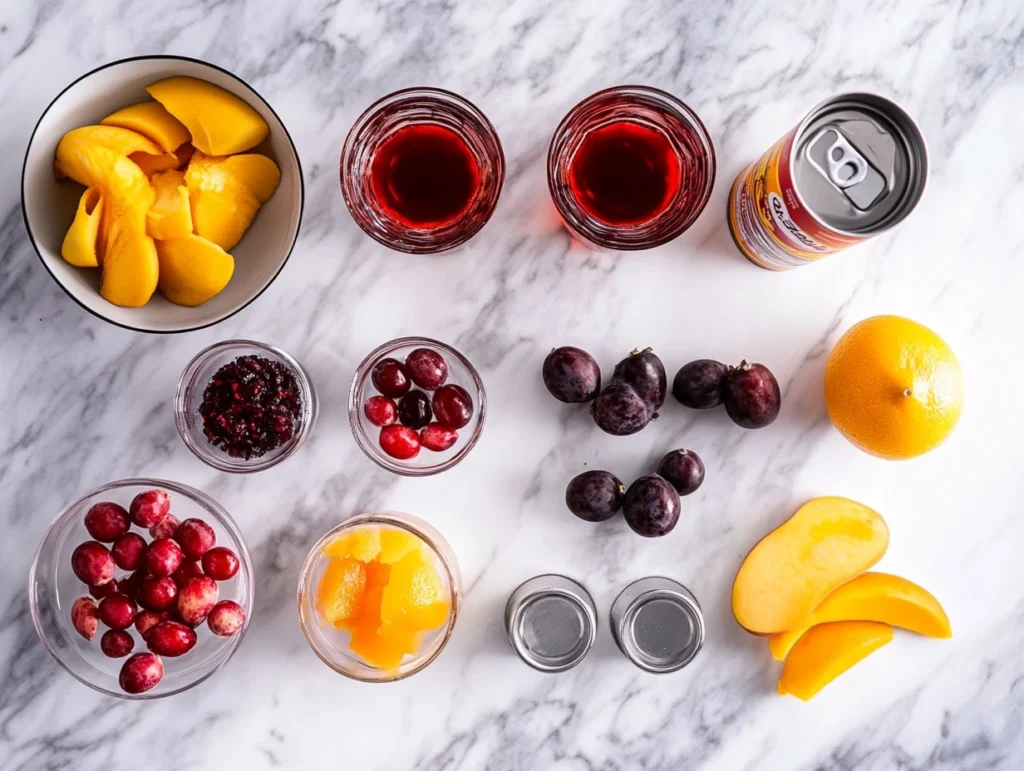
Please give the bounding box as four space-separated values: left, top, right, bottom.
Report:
377 528 426 565
380 550 450 631
348 623 423 671
316 558 366 625
333 560 391 634
824 315 963 460
323 527 382 563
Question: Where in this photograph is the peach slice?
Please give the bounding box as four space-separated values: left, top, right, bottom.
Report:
380 550 449 631
55 126 163 183
323 527 382 563
156 234 234 307
378 529 426 565
769 572 951 660
146 77 269 156
732 497 889 634
147 170 192 240
316 558 366 625
61 186 104 267
777 621 893 701
101 101 191 152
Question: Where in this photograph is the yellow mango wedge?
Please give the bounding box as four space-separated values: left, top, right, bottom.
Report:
130 151 180 177
769 573 951 661
210 153 281 202
101 101 191 152
778 621 893 701
156 234 234 307
732 497 889 634
61 187 104 267
147 170 193 240
146 77 269 155
184 151 263 251
54 126 163 183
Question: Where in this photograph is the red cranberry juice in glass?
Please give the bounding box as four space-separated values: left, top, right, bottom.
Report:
548 86 715 250
342 88 505 253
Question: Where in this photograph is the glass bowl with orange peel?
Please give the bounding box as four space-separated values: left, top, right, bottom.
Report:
297 512 461 681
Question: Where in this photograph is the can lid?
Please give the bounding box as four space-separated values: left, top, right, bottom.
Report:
505 575 597 673
793 94 927 235
611 577 704 673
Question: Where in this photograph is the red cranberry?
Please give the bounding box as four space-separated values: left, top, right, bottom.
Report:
100 629 135 658
174 518 216 560
89 578 120 600
397 390 432 430
420 423 459 452
207 600 246 636
432 384 474 429
111 532 147 571
119 653 163 694
145 621 197 657
71 541 114 586
178 576 219 625
405 348 448 390
145 537 184 577
379 424 420 460
139 575 178 611
84 502 129 542
149 514 180 540
120 570 145 602
129 489 171 528
364 395 398 427
98 594 138 630
71 596 99 641
134 610 170 636
171 559 205 588
371 358 411 398
201 547 240 581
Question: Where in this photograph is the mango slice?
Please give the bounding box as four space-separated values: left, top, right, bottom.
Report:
146 77 269 156
732 497 889 634
210 153 281 202
777 621 893 701
380 550 450 631
378 528 427 565
156 234 234 307
769 572 951 660
61 187 104 267
184 153 261 251
316 558 366 625
324 527 382 563
101 101 191 152
348 623 423 671
55 125 163 184
130 151 180 177
146 170 193 240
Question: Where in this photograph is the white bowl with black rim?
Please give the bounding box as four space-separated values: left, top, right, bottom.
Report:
21 55 304 334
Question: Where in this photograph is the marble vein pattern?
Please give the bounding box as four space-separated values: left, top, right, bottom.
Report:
1 0 1023 769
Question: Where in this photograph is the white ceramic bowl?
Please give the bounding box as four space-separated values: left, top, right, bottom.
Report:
21 55 304 333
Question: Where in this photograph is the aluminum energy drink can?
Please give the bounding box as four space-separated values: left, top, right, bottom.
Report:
504 575 597 672
610 577 704 673
728 93 928 270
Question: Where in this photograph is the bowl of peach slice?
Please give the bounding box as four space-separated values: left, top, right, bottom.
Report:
297 512 461 682
22 55 303 333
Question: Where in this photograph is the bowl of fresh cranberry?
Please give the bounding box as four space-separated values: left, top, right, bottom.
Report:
348 337 486 476
29 479 253 699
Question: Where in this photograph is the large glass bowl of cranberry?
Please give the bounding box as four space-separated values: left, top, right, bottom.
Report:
348 337 486 476
175 339 318 473
29 478 253 699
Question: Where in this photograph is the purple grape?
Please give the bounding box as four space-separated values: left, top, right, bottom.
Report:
656 449 705 496
397 390 432 429
623 475 681 537
672 359 727 410
590 381 651 436
612 349 667 409
565 470 624 522
543 346 601 403
721 361 781 429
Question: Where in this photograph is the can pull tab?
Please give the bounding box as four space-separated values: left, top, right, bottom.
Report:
807 128 887 210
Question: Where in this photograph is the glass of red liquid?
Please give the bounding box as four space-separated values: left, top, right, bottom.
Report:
548 86 716 250
341 87 505 253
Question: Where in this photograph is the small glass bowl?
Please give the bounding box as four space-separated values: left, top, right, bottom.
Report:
348 336 485 476
175 339 318 473
28 478 254 700
297 512 461 682
340 87 505 254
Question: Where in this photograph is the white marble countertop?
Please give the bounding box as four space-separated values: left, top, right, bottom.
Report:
3 1 1024 769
